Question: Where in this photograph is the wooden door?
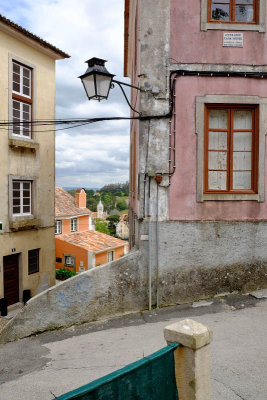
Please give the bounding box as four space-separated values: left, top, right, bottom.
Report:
3 254 19 306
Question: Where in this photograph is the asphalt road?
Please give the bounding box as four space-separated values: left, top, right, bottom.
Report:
0 294 267 400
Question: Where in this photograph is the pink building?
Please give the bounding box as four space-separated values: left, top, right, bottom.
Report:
125 0 267 305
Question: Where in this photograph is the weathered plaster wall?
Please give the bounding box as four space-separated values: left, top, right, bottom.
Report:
135 0 171 222
127 0 140 216
0 29 57 302
0 29 56 232
170 0 267 65
169 76 267 220
0 228 55 300
0 251 146 343
138 220 267 305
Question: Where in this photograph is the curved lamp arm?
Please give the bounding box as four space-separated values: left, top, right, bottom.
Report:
112 79 141 116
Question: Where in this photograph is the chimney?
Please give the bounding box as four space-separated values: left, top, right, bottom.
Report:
76 188 86 208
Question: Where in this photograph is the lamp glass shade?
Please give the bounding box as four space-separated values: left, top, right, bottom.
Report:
82 74 95 99
95 74 113 100
81 72 113 101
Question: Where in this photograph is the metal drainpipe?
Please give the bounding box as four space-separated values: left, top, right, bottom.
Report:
147 176 152 311
155 176 162 308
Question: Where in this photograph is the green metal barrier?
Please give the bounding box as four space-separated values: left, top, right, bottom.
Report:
56 342 179 400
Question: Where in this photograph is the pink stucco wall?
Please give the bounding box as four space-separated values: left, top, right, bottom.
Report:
170 0 267 65
169 76 267 221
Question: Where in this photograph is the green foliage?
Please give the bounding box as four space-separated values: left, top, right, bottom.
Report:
116 199 128 211
86 197 98 212
101 192 115 213
106 214 120 235
56 268 76 280
100 182 129 196
106 215 120 223
67 183 129 218
68 190 76 198
95 219 110 234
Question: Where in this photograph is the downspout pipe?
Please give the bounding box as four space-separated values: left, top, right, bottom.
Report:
147 176 152 311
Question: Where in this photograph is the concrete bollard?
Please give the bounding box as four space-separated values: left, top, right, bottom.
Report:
164 319 213 400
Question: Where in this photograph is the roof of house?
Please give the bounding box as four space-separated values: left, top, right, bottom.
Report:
120 214 129 223
0 14 70 59
57 230 127 254
55 187 91 218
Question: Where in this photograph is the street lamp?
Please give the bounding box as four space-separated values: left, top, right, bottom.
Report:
79 58 114 101
79 57 141 114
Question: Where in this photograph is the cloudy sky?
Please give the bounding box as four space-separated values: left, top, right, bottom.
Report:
0 0 130 188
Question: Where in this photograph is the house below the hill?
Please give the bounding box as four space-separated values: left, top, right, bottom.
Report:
55 187 128 272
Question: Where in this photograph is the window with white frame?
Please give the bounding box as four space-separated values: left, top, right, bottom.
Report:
12 180 32 215
55 220 62 235
70 218 78 232
12 61 32 138
107 250 114 262
64 255 75 267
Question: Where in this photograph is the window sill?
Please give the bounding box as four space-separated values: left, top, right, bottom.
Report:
9 218 40 231
201 22 266 32
200 193 263 202
9 139 39 152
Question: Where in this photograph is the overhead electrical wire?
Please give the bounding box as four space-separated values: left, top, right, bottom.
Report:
0 116 144 134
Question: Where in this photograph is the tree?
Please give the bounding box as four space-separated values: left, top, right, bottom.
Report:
86 197 98 212
95 219 110 234
106 215 120 223
100 182 129 195
106 214 120 235
116 199 128 211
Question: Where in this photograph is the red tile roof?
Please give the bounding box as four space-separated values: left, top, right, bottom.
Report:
55 187 91 218
0 14 70 59
57 230 127 253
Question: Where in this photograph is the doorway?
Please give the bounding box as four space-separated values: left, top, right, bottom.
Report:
3 254 20 306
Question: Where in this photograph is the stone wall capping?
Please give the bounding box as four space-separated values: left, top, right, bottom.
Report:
164 319 213 350
164 319 213 400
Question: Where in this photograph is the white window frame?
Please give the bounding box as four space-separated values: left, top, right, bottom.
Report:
107 250 114 262
196 95 267 202
64 255 75 267
12 61 31 99
12 100 31 138
70 218 78 232
9 55 36 142
201 0 266 31
55 220 62 235
12 180 32 216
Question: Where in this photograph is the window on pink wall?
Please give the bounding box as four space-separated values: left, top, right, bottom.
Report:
208 0 258 24
204 105 258 194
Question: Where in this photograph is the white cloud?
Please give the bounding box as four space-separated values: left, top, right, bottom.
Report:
0 0 130 188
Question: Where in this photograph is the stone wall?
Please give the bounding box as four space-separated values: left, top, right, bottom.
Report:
140 220 267 306
0 251 146 344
